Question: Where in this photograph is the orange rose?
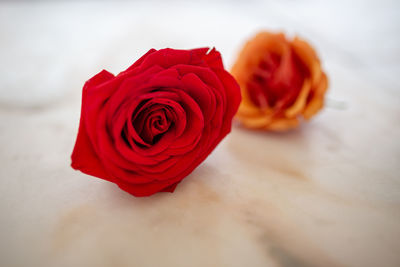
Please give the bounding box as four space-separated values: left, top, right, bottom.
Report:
231 32 328 131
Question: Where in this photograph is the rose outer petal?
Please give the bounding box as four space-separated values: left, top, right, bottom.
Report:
202 47 224 69
71 70 115 181
212 68 242 136
117 178 181 197
123 48 157 73
139 48 209 71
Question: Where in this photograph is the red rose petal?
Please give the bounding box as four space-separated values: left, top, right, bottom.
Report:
71 70 115 181
202 47 224 69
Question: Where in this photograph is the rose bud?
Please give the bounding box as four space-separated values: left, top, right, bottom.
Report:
231 31 328 131
71 48 241 197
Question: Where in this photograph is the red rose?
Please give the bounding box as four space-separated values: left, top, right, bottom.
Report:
71 48 241 197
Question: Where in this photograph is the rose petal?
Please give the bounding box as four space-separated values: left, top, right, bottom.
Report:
116 179 180 197
139 48 207 70
202 47 224 69
266 117 299 131
71 70 115 181
303 73 328 119
285 78 312 118
124 48 157 73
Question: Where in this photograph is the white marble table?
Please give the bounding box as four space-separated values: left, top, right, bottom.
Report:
0 1 399 267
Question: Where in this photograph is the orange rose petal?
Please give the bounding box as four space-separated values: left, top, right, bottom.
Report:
291 37 322 87
284 78 312 118
232 33 284 85
238 113 272 129
266 117 299 131
238 103 259 116
303 73 328 119
258 32 288 56
237 90 267 117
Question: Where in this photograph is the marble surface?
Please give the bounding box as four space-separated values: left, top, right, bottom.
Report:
0 1 399 267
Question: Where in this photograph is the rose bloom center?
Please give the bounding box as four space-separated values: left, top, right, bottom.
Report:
132 104 173 146
247 50 307 110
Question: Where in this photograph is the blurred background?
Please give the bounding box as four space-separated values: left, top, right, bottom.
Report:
0 0 399 108
1 1 399 267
